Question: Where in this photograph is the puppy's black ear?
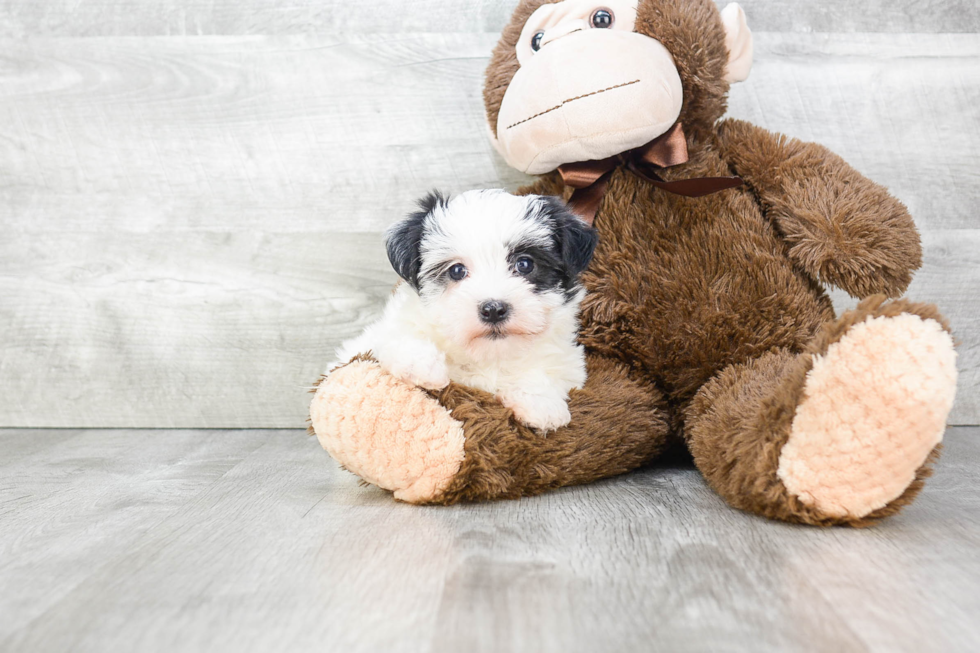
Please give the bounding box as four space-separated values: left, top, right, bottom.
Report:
384 191 446 289
542 197 599 277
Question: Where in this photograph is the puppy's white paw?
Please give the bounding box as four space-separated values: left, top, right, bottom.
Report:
499 391 572 433
383 340 451 391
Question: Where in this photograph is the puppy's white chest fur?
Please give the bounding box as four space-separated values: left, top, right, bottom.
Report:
336 284 587 432
330 189 597 432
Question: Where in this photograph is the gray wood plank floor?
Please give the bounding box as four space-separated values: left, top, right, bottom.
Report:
1 427 978 653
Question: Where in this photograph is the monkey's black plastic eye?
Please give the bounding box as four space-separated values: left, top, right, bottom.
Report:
590 8 614 28
448 263 468 281
515 257 535 275
531 31 544 52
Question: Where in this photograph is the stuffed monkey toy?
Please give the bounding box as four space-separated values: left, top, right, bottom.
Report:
310 0 958 525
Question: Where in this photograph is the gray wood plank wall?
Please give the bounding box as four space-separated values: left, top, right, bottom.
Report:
1 2 978 427
1 1 978 35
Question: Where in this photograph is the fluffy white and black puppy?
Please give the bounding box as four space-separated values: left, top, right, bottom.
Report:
333 189 598 431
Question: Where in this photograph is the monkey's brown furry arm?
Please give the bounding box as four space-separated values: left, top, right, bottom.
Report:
716 119 922 298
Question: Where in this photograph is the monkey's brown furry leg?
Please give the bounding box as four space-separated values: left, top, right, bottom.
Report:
311 354 671 505
684 297 957 526
433 354 671 504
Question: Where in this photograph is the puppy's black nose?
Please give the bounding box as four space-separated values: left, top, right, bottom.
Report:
479 300 511 325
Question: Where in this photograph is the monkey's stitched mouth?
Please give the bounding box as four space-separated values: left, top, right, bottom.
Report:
505 79 641 130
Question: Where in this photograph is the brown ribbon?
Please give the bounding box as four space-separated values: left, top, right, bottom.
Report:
557 123 744 225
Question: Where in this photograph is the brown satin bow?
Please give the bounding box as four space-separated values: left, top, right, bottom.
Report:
557 123 744 225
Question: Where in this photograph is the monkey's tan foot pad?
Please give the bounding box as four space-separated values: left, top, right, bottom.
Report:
777 314 957 519
310 360 465 503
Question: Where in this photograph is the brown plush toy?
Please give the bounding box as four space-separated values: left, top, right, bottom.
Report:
310 0 959 525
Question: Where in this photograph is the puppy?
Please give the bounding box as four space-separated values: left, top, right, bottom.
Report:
333 189 598 431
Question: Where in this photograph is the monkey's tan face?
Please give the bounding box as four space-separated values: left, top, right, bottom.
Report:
497 0 681 174
491 1 754 175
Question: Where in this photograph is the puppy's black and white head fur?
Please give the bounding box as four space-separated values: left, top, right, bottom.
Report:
385 189 597 360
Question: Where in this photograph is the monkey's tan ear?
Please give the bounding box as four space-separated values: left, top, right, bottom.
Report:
721 3 753 83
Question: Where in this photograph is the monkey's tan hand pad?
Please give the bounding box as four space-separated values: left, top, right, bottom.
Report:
310 360 466 503
778 314 957 519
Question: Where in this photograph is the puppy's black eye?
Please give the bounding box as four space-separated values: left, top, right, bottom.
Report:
448 263 467 281
531 31 544 52
590 8 613 28
515 257 535 275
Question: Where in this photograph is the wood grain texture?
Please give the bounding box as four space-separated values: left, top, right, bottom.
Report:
0 32 978 426
0 34 524 234
0 232 395 427
0 0 977 36
1 426 978 652
733 1 980 34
